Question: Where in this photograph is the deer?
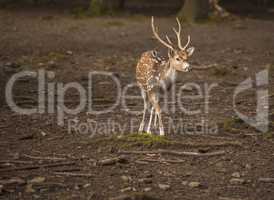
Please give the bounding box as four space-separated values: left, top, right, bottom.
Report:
136 17 195 136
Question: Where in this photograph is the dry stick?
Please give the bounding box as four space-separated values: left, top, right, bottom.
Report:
260 93 274 99
0 161 75 172
24 153 95 163
172 141 242 148
0 160 34 164
219 197 243 200
258 178 274 183
22 154 67 161
53 172 93 177
139 158 185 164
98 155 128 166
54 168 81 172
119 149 225 157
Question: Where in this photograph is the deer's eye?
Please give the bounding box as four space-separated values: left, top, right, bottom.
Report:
176 57 180 61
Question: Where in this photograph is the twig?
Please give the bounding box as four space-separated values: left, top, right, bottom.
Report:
219 197 244 200
53 153 94 162
260 93 274 99
98 155 128 166
0 125 8 129
0 161 75 172
53 172 93 177
34 182 65 187
139 158 185 164
22 154 67 161
18 134 34 141
46 134 66 141
119 149 225 157
54 168 81 172
259 178 274 183
173 141 242 148
0 160 33 164
135 160 149 165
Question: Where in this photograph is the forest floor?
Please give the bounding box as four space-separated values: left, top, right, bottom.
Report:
0 8 274 200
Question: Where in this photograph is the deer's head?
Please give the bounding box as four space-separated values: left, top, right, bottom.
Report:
151 17 195 72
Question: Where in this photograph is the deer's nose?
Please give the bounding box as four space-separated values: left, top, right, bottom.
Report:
183 62 190 71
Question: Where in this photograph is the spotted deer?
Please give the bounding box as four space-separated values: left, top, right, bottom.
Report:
136 17 195 136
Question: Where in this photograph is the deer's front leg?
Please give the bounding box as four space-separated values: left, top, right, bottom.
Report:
156 108 165 136
146 107 154 134
138 90 147 133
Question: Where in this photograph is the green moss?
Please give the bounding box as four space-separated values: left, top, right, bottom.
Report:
47 52 66 61
263 131 274 140
222 117 245 132
117 133 172 148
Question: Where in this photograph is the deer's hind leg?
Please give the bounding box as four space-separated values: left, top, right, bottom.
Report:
148 91 165 136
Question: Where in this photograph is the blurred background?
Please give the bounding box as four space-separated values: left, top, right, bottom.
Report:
0 0 274 17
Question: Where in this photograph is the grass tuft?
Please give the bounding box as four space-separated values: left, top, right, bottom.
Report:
222 117 246 132
263 131 274 140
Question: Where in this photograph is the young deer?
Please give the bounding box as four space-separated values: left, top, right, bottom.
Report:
136 17 195 136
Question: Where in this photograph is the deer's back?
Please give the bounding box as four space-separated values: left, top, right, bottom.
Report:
136 51 163 91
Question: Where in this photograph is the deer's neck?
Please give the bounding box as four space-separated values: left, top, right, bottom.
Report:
159 60 176 87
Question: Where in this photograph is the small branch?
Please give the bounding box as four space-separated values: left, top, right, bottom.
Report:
259 178 274 183
0 160 34 164
173 141 243 148
0 125 9 129
219 197 244 200
139 158 185 164
260 93 274 99
22 154 67 161
0 162 75 172
53 172 93 177
18 134 34 141
119 149 225 157
98 155 128 166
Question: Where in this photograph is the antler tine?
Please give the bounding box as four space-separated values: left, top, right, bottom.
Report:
173 18 184 50
151 16 174 51
173 18 191 50
165 35 173 45
183 35 191 50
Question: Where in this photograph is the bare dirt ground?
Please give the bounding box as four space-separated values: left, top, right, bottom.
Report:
0 8 274 200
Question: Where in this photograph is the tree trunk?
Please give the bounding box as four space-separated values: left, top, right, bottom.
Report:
178 0 210 22
0 68 5 108
89 0 124 15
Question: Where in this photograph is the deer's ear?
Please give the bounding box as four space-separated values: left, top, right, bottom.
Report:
186 47 195 57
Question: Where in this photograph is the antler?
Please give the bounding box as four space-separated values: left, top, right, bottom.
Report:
151 17 191 51
165 35 173 45
173 18 191 50
151 16 174 51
